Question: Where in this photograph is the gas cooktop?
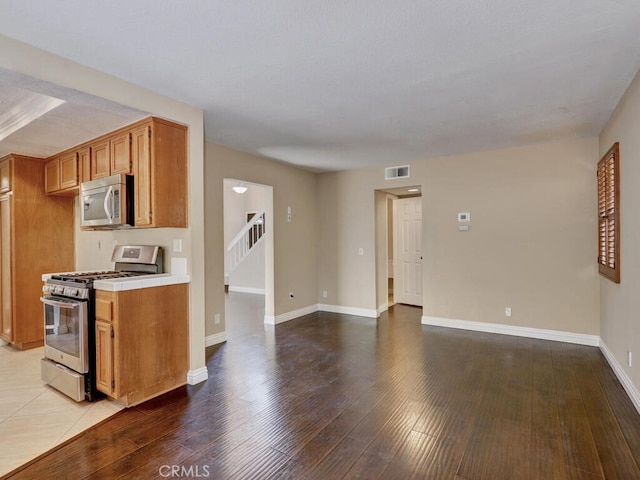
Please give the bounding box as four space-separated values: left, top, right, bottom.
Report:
50 271 152 283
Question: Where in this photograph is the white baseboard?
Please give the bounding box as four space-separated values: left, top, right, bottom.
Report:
318 304 378 318
205 331 227 347
377 303 388 316
187 366 208 385
228 286 266 295
421 315 600 346
265 304 319 325
600 341 640 415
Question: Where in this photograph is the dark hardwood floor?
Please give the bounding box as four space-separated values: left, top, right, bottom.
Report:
5 293 640 479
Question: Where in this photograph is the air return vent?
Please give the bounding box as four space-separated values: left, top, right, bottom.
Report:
385 165 410 180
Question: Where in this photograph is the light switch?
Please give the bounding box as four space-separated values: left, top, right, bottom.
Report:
358 248 364 255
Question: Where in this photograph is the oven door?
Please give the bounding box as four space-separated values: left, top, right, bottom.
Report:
41 296 89 374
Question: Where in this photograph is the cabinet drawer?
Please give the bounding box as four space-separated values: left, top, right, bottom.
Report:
95 293 114 321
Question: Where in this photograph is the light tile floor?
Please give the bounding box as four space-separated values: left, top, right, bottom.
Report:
0 340 123 476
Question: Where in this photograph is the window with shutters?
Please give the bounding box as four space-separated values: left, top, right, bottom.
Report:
597 143 620 283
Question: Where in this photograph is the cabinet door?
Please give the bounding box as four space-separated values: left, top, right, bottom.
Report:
91 140 110 179
132 124 152 226
95 320 114 395
110 132 131 175
44 158 60 193
0 160 11 193
59 152 79 189
0 195 11 340
79 147 91 184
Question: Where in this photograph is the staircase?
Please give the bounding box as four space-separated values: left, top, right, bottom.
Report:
225 208 266 283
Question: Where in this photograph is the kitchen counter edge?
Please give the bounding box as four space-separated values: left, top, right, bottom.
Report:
41 273 191 292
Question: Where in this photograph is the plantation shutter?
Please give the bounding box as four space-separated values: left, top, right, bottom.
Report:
597 143 620 283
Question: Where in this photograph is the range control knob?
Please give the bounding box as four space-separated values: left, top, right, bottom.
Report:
65 288 79 297
55 286 65 295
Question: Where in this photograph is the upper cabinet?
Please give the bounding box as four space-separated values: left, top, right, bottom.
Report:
45 116 188 229
90 132 133 180
45 150 81 195
0 158 12 193
109 132 132 175
90 140 110 179
132 118 187 228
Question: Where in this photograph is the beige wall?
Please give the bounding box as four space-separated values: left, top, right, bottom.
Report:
205 143 317 335
0 34 207 376
318 137 600 335
599 67 640 392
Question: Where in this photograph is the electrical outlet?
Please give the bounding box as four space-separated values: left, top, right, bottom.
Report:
358 248 364 256
322 290 328 298
505 307 512 317
214 313 220 325
173 239 183 253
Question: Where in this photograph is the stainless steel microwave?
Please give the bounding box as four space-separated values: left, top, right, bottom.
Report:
80 174 134 229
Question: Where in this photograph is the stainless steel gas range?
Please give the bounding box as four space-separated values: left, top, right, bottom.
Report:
40 245 163 401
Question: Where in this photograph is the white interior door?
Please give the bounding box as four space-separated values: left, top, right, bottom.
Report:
394 197 423 306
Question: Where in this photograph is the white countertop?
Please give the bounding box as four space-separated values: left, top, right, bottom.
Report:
41 272 190 291
93 273 190 292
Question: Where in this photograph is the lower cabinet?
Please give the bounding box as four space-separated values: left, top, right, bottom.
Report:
94 283 189 406
95 320 114 396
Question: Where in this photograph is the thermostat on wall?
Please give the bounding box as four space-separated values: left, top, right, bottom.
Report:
458 212 470 222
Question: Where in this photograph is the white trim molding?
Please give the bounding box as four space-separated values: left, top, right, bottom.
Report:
600 341 640 415
265 304 319 325
377 304 388 316
228 286 266 295
318 304 379 318
205 331 227 347
187 367 208 385
421 316 600 347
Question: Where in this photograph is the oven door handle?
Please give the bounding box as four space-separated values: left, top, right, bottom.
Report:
40 297 81 309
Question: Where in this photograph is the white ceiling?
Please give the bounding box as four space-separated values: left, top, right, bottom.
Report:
1 1 640 171
0 69 149 158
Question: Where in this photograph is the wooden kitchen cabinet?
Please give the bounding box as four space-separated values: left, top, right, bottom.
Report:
91 139 110 179
44 157 60 193
88 132 131 181
45 151 81 195
79 146 91 184
0 154 75 349
60 151 80 189
94 284 189 406
109 132 132 175
0 158 12 193
43 116 188 229
132 118 187 228
95 320 114 396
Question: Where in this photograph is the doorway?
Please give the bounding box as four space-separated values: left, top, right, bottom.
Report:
375 186 423 312
223 178 275 325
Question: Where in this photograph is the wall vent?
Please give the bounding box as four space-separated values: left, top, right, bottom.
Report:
385 165 410 180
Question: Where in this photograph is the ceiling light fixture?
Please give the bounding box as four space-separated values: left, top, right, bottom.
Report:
232 184 247 194
408 188 420 192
